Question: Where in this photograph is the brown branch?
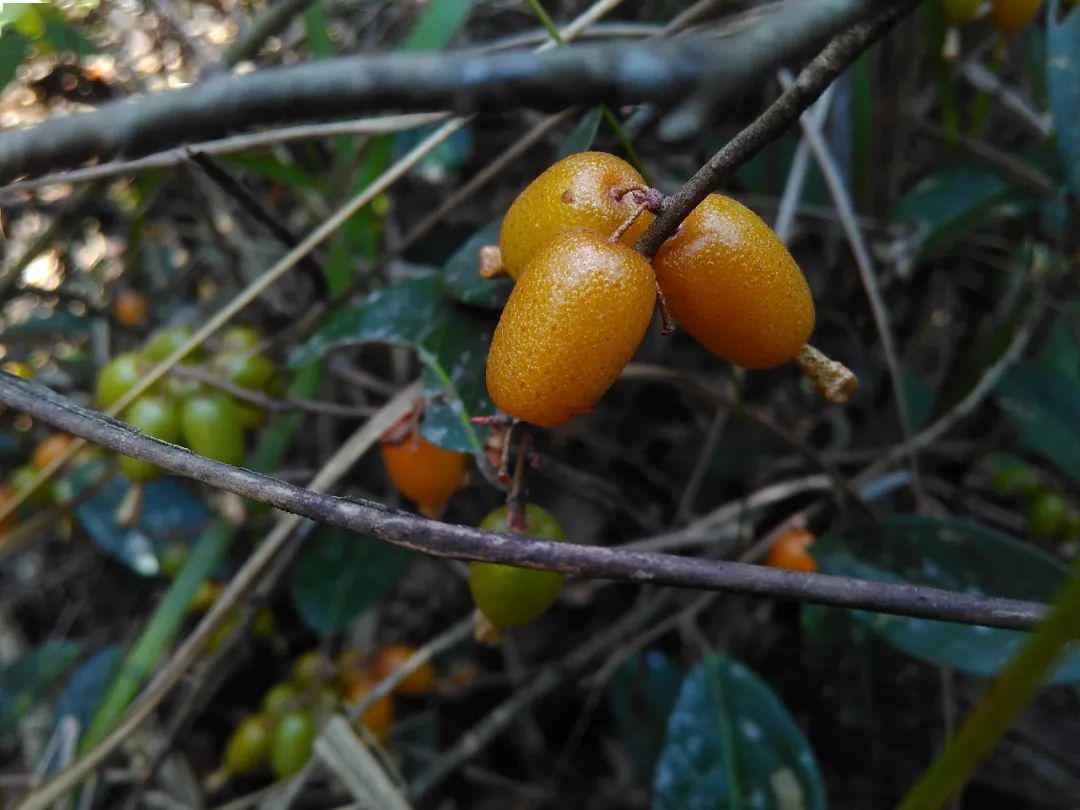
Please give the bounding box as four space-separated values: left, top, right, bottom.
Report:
635 0 922 257
0 371 1052 634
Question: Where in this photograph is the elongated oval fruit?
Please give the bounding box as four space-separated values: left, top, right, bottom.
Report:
469 504 566 629
653 194 815 370
487 228 656 427
223 713 273 776
499 151 653 279
269 710 316 779
181 394 245 466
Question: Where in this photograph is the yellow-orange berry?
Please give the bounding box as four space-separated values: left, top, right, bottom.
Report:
486 228 656 427
766 528 818 573
115 289 149 328
370 644 437 696
499 152 653 280
381 432 467 513
32 434 73 470
653 194 815 370
343 678 396 740
988 0 1042 34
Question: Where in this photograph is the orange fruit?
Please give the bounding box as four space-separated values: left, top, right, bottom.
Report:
499 152 653 280
32 434 73 470
765 528 818 573
343 678 396 740
653 194 814 370
370 644 436 696
114 289 149 328
988 0 1042 34
381 432 467 514
486 228 655 427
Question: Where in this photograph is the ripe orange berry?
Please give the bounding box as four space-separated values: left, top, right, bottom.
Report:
653 194 815 370
380 432 467 514
370 644 437 696
343 678 396 740
766 528 818 573
114 289 149 328
499 151 654 280
32 434 73 470
486 228 656 427
988 0 1043 34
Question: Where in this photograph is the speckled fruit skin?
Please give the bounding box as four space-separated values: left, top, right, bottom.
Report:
765 528 818 573
487 228 656 427
380 433 467 512
469 504 566 629
119 395 181 483
499 152 653 280
988 0 1042 34
653 194 815 370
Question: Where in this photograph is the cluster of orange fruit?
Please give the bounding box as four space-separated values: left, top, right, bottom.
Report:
213 644 435 785
486 152 819 428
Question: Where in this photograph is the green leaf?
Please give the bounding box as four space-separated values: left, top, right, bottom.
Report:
1047 1 1080 199
0 642 82 735
290 275 495 451
224 154 320 190
0 30 28 91
81 520 235 752
889 165 1028 255
815 516 1080 683
555 107 603 160
291 529 414 634
403 0 473 52
997 355 1080 483
39 8 98 55
608 651 683 780
76 477 211 577
1038 314 1080 386
0 310 89 339
441 219 511 309
302 0 333 58
653 654 826 810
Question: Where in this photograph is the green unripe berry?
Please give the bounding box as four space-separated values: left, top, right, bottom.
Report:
991 465 1041 497
469 504 566 629
96 353 145 410
262 682 298 715
142 326 204 365
118 395 181 483
1028 492 1068 538
10 465 51 507
220 326 262 353
942 0 982 24
213 351 280 427
180 394 245 466
270 710 316 779
223 714 273 776
160 542 189 579
290 650 331 688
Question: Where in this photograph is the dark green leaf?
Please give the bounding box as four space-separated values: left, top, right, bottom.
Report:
890 165 1027 255
441 219 511 309
0 642 82 735
653 654 826 810
555 107 603 160
54 646 121 733
403 0 473 52
291 275 495 451
997 357 1080 482
0 310 89 339
40 8 98 55
609 651 683 780
0 30 28 91
902 371 935 431
1039 315 1080 386
1047 2 1080 199
302 0 333 58
291 529 414 634
76 477 211 576
816 516 1080 682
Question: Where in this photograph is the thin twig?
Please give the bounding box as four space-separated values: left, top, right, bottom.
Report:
636 0 921 258
0 373 1055 638
219 0 316 69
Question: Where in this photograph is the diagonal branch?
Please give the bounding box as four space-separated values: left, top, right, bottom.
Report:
0 0 902 184
0 371 1052 634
